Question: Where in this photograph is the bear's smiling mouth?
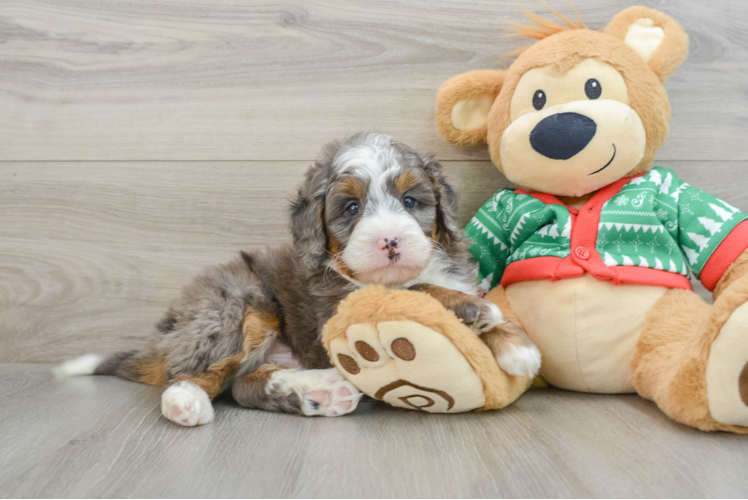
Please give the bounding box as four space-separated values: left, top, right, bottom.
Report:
588 144 617 176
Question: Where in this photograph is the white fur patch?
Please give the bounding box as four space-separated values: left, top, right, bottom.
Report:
497 344 542 378
161 381 215 427
343 208 433 286
52 354 104 378
267 368 362 417
472 300 507 334
405 249 480 295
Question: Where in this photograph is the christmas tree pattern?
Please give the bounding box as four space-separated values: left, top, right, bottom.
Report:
466 189 571 288
466 167 747 287
596 167 747 279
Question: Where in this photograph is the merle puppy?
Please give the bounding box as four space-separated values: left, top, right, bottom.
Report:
56 133 540 426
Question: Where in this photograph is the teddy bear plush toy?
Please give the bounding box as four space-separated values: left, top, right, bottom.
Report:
429 5 748 433
325 5 748 433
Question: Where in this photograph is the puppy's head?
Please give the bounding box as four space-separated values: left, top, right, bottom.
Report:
290 133 461 286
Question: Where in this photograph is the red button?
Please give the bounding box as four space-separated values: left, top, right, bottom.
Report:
575 246 590 260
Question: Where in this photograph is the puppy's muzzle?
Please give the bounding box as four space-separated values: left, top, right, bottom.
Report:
377 236 401 262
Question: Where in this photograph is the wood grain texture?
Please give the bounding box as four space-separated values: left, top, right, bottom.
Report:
1 364 747 498
0 0 747 161
0 160 743 362
0 160 508 362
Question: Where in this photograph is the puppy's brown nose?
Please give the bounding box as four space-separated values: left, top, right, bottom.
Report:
377 237 400 251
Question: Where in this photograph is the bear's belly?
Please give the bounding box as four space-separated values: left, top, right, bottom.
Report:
505 274 667 393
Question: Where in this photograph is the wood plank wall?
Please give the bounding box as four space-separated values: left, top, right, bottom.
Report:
1 0 747 362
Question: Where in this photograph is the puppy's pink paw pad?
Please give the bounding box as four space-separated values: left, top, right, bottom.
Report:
297 369 362 417
337 387 353 411
307 390 327 405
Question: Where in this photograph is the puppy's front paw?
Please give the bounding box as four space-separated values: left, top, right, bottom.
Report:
161 381 215 426
451 299 506 334
473 300 507 333
496 343 542 378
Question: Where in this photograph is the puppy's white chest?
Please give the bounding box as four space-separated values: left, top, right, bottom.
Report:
405 255 479 295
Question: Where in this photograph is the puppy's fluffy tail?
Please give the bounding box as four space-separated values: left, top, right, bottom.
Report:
52 350 165 386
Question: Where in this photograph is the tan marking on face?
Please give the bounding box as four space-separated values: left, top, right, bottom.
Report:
337 177 366 200
328 235 358 280
431 221 439 243
395 169 420 194
329 235 343 256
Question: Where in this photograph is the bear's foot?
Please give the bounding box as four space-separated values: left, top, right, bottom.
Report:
706 301 748 426
329 321 486 413
323 286 531 413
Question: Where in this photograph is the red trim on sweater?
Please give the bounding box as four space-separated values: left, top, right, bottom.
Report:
502 174 671 288
500 256 583 286
500 258 693 290
612 266 692 290
700 220 748 291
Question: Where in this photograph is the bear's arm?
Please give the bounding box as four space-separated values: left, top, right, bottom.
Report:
665 169 748 295
465 189 515 292
713 248 748 300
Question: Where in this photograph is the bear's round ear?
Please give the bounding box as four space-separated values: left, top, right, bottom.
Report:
604 6 689 83
435 70 504 146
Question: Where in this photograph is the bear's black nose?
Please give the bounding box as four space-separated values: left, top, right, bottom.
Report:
530 112 597 160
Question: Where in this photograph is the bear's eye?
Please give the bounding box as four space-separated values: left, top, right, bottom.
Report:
532 90 546 110
585 79 602 99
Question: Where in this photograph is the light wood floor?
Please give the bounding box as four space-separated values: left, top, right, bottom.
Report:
1 364 747 498
2 0 748 497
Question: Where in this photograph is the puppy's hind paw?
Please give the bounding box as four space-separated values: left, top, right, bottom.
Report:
268 368 362 417
161 381 215 427
496 343 542 378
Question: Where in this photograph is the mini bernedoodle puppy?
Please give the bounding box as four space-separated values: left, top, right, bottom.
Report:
56 133 541 426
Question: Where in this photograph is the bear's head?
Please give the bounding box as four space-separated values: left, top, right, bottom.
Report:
436 6 689 198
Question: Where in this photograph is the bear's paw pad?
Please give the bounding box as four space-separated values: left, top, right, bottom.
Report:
330 320 485 413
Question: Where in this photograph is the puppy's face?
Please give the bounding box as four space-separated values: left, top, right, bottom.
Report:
291 133 460 286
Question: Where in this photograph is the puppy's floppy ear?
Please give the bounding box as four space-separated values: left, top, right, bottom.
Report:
290 147 334 269
604 6 688 83
423 157 462 248
435 70 505 147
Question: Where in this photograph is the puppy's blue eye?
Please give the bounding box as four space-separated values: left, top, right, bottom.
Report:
346 202 360 216
403 196 416 209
